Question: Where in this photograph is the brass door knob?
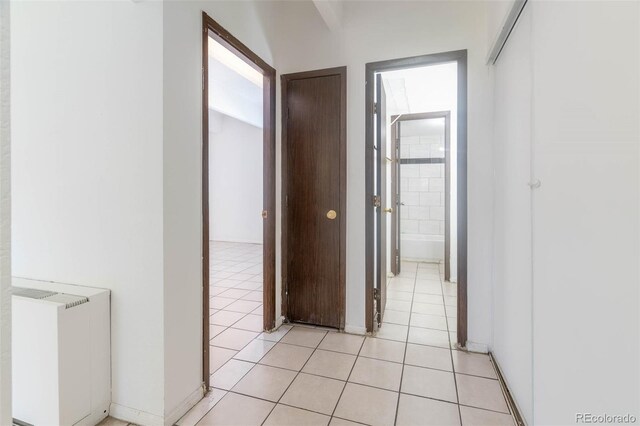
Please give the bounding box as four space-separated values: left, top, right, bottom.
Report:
326 210 337 220
262 210 268 219
384 208 393 213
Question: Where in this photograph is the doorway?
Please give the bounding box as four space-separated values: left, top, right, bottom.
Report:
365 51 468 347
202 13 276 389
281 67 347 329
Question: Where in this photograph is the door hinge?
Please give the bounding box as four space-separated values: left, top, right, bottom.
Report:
202 67 205 91
285 195 289 207
372 195 381 208
373 287 380 302
373 102 378 114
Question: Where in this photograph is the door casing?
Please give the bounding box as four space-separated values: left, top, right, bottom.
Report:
365 50 468 347
281 66 347 330
202 12 277 389
391 111 451 281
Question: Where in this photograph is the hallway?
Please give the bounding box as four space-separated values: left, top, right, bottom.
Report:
177 254 515 426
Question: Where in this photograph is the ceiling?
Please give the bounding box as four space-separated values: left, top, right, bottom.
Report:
381 62 458 117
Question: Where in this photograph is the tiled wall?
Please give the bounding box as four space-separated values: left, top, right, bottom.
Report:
400 135 445 237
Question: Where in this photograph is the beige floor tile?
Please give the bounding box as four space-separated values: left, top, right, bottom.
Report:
448 316 458 330
281 327 328 348
302 349 357 381
225 300 263 314
387 290 414 302
412 302 446 316
405 343 453 371
388 279 415 293
97 417 129 426
414 280 442 295
349 357 403 391
460 406 514 426
382 309 411 326
210 287 228 296
412 293 443 305
375 323 409 342
318 332 365 355
176 389 227 426
281 373 346 415
418 262 439 270
242 291 264 302
408 327 451 348
328 418 362 426
396 393 461 426
410 313 448 331
257 324 293 342
264 404 330 426
417 270 441 280
234 338 276 363
259 342 314 371
198 392 274 426
209 324 227 339
444 296 457 306
218 288 251 299
209 346 237 373
210 310 246 326
386 299 412 312
232 314 264 332
211 327 259 350
334 383 398 426
360 337 406 363
234 281 263 290
456 374 509 413
232 364 297 402
211 359 254 390
452 351 496 379
401 365 458 403
211 297 236 310
442 284 457 297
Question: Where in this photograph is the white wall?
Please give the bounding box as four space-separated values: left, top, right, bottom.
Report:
162 0 274 419
0 1 11 423
254 0 494 341
209 112 263 244
491 2 640 423
11 1 167 423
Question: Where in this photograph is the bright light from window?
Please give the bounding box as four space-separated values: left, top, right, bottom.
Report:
208 36 263 88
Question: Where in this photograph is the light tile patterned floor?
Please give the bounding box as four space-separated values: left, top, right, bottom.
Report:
175 245 516 426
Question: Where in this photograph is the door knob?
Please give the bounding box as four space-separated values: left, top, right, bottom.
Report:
384 208 393 213
261 210 268 219
326 210 337 220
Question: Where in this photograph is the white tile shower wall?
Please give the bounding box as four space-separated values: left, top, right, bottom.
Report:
400 163 445 237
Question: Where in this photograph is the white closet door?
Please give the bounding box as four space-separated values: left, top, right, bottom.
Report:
492 5 533 423
531 2 640 424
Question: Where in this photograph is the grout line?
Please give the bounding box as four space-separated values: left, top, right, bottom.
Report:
393 262 417 425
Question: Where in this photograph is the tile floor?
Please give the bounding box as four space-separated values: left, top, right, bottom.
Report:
173 248 517 426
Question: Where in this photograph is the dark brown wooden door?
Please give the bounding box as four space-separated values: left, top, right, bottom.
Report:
375 74 388 327
284 69 345 329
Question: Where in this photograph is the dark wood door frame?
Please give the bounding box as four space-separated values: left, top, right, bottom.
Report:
281 66 347 330
365 50 468 348
202 12 276 389
390 111 451 281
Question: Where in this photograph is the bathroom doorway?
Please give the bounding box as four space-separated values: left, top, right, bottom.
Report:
365 51 468 348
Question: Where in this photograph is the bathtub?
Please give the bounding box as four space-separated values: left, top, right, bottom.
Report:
401 233 444 262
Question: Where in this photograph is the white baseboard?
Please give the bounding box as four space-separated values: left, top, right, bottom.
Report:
344 324 367 335
110 385 204 426
165 385 205 426
465 340 489 354
275 316 284 330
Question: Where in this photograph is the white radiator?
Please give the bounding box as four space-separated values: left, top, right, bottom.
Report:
12 278 111 426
